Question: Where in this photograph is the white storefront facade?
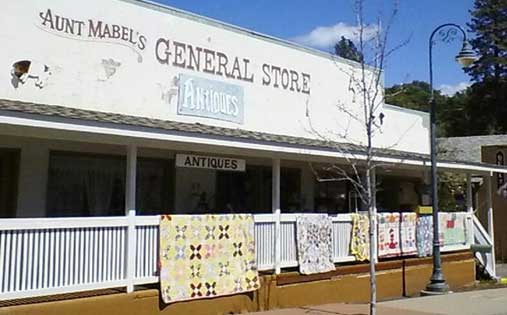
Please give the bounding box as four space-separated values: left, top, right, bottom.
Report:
0 0 503 304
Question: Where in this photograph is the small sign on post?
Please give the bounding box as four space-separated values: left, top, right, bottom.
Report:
175 154 246 172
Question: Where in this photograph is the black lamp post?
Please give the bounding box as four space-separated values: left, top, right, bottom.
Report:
424 24 477 294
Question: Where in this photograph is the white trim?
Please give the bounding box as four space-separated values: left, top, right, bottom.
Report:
257 263 276 271
134 215 160 226
0 217 129 230
280 261 298 269
334 256 356 263
0 280 128 301
133 276 158 285
441 244 470 253
384 103 430 117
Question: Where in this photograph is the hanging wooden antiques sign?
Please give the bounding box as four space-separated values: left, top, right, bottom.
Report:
175 154 246 171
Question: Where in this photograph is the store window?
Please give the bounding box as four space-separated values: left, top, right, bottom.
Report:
136 158 175 215
314 180 351 213
280 168 302 212
46 152 174 217
376 175 421 212
215 166 301 213
0 149 20 218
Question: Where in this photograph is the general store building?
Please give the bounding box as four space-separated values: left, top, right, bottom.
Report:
0 1 504 314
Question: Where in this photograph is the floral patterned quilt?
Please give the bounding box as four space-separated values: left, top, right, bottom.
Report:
400 213 418 256
416 215 433 257
159 214 260 304
378 213 401 258
296 214 335 275
351 214 370 261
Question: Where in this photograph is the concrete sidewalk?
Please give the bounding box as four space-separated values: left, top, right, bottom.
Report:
246 304 438 315
248 287 507 315
382 287 507 315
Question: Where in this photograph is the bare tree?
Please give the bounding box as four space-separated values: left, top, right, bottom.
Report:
306 1 406 314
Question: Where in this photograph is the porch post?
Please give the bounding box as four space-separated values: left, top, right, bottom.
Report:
371 167 378 263
485 172 496 269
466 173 474 246
125 144 137 293
272 158 281 274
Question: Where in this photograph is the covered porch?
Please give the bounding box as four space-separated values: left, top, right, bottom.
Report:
0 103 502 301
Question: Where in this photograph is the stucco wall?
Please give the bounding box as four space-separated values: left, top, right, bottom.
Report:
0 0 428 155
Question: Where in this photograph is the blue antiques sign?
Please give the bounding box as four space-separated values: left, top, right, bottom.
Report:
177 74 244 124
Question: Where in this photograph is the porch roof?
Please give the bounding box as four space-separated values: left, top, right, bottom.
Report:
1 98 506 175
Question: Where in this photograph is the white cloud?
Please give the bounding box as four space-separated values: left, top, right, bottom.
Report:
291 22 378 49
438 82 471 96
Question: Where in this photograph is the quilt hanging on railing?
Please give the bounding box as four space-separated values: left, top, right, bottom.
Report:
378 213 401 258
400 212 418 256
296 214 335 275
159 214 260 304
439 212 467 246
351 214 370 261
416 215 434 257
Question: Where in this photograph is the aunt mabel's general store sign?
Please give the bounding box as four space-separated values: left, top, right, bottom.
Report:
37 8 312 96
175 154 246 172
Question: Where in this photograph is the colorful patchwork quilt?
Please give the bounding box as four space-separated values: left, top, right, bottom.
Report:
351 214 370 261
159 214 260 304
400 213 418 256
439 212 468 246
296 214 335 275
378 213 401 258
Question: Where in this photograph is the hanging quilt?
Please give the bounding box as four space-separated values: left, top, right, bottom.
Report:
296 214 335 275
439 212 467 246
416 215 433 257
159 214 260 304
377 213 401 258
400 212 418 256
350 214 370 261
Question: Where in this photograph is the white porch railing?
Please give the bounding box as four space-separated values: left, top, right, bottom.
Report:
472 214 496 278
0 212 474 301
252 213 356 270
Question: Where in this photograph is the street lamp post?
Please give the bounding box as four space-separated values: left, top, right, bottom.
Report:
424 23 477 294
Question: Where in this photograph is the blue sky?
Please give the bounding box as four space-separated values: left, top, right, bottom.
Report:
154 0 476 94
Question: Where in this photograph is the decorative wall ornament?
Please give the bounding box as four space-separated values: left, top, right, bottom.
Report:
496 151 507 197
11 60 52 88
99 58 121 81
157 76 180 105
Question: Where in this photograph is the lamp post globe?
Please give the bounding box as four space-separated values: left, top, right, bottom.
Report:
456 41 478 67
